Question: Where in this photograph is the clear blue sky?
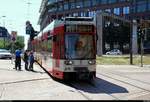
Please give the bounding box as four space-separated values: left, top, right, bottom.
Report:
0 0 42 49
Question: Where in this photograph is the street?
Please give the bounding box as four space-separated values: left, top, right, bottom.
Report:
0 59 150 100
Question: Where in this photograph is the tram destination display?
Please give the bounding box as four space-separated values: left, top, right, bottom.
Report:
65 25 94 33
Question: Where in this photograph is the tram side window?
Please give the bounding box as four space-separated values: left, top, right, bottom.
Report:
47 40 52 52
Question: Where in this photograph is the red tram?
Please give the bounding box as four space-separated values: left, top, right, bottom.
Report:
32 17 96 80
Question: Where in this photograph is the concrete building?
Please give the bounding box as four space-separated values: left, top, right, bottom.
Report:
0 27 11 39
0 27 11 48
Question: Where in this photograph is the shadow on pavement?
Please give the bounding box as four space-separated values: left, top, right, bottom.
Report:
64 77 128 94
35 60 128 94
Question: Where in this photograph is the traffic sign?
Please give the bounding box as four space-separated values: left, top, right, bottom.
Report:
11 31 17 41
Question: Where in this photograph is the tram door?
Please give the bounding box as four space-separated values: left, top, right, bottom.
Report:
52 33 65 77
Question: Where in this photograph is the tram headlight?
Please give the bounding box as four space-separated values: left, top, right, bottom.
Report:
65 60 73 65
88 60 96 65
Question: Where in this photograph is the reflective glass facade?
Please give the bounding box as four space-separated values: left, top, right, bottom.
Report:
39 0 150 30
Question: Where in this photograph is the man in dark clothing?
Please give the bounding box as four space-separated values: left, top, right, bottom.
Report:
15 49 22 71
24 50 29 71
29 51 34 71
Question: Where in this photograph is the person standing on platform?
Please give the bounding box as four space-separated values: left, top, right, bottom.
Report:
24 50 29 71
15 49 22 71
29 51 35 71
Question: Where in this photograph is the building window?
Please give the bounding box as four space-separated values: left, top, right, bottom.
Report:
70 1 76 9
148 1 150 11
108 0 117 4
89 11 96 17
48 5 57 12
137 4 146 13
81 12 86 17
105 9 111 13
69 14 72 17
123 7 130 14
76 1 83 8
64 3 69 10
136 1 147 13
58 3 63 11
119 0 126 2
47 0 56 5
114 8 120 15
73 12 78 16
81 11 89 17
92 0 100 6
96 9 102 13
78 12 81 16
101 0 108 4
65 14 69 17
130 5 136 13
83 0 91 8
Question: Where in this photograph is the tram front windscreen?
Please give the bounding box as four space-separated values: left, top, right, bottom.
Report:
65 34 95 60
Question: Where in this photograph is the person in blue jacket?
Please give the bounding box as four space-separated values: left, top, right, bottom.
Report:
15 49 22 71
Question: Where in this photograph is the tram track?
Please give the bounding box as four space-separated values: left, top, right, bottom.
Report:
96 71 150 98
88 79 119 100
68 80 120 100
68 69 150 100
96 71 150 92
0 85 5 99
99 69 150 85
86 80 120 100
67 82 92 100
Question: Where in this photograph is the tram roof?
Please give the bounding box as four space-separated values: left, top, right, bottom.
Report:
37 20 64 37
37 17 95 38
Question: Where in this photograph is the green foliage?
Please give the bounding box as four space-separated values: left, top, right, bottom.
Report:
0 39 10 50
103 22 130 53
14 41 25 50
0 36 25 52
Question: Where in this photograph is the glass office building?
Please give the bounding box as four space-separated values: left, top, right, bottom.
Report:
38 0 150 54
38 0 150 30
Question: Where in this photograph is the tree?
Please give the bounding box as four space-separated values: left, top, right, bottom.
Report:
103 22 130 53
104 22 116 50
0 39 10 49
5 36 25 53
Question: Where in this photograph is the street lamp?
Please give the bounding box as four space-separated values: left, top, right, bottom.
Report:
0 17 2 26
2 16 6 27
0 16 6 27
1 16 6 48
